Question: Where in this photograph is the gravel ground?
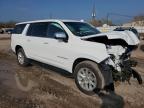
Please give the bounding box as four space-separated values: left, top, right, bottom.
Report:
0 35 144 108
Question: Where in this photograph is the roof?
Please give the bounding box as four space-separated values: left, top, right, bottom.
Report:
16 19 82 25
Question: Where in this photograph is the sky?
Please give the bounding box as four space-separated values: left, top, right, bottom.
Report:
0 0 144 24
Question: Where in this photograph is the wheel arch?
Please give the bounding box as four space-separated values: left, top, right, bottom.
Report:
15 45 23 54
72 58 99 73
72 58 106 92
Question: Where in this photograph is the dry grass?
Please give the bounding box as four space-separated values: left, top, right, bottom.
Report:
140 33 144 39
0 37 10 40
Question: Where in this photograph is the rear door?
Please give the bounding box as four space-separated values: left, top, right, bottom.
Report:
11 24 27 53
25 22 50 61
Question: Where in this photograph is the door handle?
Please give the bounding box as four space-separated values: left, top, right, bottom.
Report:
43 42 49 44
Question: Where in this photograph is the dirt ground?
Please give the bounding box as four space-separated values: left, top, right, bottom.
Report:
0 34 144 108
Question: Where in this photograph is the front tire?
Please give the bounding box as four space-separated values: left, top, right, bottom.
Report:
74 60 104 95
17 48 30 66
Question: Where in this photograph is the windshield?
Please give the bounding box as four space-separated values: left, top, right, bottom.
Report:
64 22 100 37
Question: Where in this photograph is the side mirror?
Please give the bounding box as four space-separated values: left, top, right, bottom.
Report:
54 32 68 42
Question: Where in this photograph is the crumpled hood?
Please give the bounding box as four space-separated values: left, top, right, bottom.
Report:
81 31 140 45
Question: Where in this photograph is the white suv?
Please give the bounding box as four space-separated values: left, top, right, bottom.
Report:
11 19 142 95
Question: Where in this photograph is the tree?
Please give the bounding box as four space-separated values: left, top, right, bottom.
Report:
101 18 113 26
89 19 102 27
132 15 144 26
89 19 113 27
133 15 144 21
0 21 16 29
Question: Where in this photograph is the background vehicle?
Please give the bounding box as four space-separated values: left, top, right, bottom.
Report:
114 27 140 39
11 20 142 95
5 28 13 34
0 29 4 34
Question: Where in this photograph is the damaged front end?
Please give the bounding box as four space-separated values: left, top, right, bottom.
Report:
105 52 142 85
82 31 143 87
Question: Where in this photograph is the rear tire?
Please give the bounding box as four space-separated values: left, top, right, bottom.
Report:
74 60 104 95
17 48 30 66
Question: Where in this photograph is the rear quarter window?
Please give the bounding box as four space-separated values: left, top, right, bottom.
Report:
13 24 26 34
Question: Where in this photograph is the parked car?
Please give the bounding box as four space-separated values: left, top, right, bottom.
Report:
5 28 13 34
0 29 4 34
11 20 142 95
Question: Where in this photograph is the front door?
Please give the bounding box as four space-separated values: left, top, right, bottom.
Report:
42 22 74 70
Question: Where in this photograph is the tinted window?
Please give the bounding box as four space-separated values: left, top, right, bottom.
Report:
27 22 48 37
13 24 26 34
47 22 66 38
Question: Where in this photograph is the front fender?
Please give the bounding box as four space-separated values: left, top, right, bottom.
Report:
75 40 110 63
